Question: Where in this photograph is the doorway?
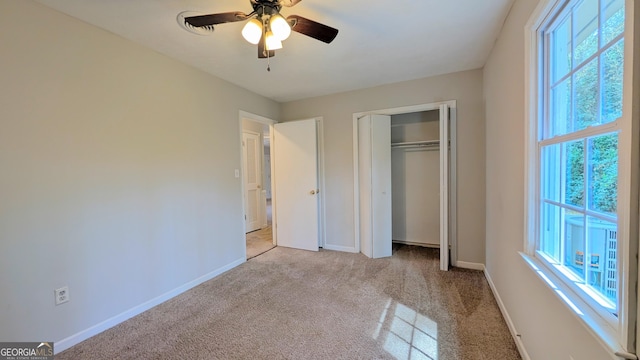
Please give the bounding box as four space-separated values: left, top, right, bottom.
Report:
239 112 326 259
240 113 275 259
353 101 457 270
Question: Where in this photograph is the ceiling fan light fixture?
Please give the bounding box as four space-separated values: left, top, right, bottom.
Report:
242 18 263 44
269 13 291 41
265 31 283 50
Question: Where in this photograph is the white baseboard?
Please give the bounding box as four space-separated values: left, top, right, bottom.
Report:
483 268 531 360
323 244 358 253
55 257 246 354
454 261 485 270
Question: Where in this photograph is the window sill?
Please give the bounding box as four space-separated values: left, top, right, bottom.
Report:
519 252 636 360
536 251 617 312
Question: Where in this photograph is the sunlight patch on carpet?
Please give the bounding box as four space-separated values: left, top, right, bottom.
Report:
374 301 438 360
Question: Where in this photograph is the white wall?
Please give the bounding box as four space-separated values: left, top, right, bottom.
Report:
483 0 622 358
0 0 279 349
282 70 486 263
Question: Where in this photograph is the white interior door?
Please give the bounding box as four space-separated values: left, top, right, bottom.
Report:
358 114 392 258
439 104 449 270
273 119 319 251
243 131 262 233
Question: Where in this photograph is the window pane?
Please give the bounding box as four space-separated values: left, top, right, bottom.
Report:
564 211 585 280
550 78 572 137
574 59 599 131
540 202 561 262
602 0 624 45
552 16 572 83
601 40 624 123
563 140 584 207
585 216 617 305
542 144 561 202
573 0 599 66
587 133 618 215
536 0 623 320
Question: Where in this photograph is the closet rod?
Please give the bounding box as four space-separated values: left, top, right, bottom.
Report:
391 140 440 149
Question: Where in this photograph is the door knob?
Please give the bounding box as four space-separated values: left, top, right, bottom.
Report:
310 190 316 195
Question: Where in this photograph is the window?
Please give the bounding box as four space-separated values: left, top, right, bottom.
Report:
540 0 623 314
525 0 634 352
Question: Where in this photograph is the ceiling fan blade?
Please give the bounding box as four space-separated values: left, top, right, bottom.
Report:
258 34 276 59
280 0 303 7
184 12 249 27
287 15 338 44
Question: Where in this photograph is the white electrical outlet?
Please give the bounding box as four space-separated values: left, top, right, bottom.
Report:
54 286 69 305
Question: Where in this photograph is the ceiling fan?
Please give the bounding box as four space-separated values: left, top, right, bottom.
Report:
183 0 339 60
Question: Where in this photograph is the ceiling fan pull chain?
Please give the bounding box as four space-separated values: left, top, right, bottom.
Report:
267 51 271 71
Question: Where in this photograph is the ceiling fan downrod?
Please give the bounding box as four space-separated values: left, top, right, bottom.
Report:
261 8 272 72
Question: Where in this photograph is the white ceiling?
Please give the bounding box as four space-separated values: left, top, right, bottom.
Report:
34 0 514 103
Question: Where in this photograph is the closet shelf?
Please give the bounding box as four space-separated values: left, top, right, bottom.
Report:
391 140 440 149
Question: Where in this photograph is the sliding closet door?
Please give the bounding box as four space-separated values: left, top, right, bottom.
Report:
358 115 392 258
439 104 449 270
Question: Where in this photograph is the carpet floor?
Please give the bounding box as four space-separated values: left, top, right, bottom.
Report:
56 244 520 360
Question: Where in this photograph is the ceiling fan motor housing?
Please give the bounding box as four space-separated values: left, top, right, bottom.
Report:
253 1 281 19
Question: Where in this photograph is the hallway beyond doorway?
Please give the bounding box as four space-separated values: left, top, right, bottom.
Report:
246 226 274 259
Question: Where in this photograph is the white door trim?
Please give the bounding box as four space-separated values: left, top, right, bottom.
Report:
352 100 458 267
316 118 327 249
439 103 449 271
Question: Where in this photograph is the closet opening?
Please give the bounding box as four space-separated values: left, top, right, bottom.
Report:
353 101 457 270
391 110 440 249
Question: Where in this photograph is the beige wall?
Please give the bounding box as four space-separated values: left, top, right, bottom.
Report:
242 118 267 135
282 69 486 264
483 0 624 358
0 0 279 349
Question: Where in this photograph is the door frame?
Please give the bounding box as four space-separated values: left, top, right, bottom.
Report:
351 100 458 268
239 111 277 247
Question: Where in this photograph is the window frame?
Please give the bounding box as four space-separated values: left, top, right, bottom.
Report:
524 0 638 356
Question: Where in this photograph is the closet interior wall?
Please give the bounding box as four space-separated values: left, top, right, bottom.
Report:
391 110 440 247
